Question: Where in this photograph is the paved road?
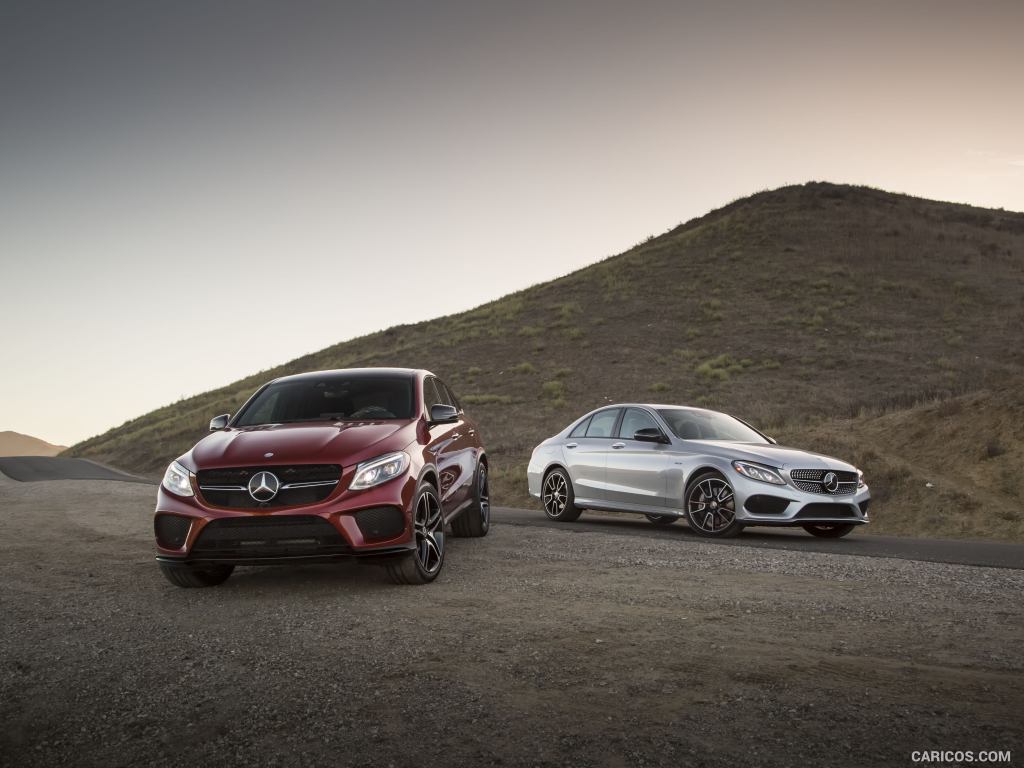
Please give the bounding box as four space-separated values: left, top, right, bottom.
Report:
494 506 1024 570
1 457 1019 569
0 456 151 484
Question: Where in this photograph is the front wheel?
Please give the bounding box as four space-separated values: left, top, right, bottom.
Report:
542 468 582 522
645 514 678 526
385 483 445 584
802 523 857 538
159 563 234 588
684 472 742 538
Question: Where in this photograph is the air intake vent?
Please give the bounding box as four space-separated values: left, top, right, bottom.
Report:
155 514 192 549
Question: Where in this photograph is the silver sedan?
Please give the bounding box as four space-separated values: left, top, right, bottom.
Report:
527 404 870 538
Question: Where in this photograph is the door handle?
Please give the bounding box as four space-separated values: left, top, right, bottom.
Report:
611 442 626 449
565 442 578 449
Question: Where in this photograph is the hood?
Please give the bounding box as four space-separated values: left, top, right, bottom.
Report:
697 441 858 472
183 421 417 471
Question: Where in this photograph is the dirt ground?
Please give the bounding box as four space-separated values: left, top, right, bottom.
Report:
1 473 1022 767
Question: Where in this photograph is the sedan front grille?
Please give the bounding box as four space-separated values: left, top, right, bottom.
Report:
789 469 858 495
197 465 341 509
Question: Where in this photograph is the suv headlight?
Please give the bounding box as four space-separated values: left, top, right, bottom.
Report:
857 469 866 488
732 461 785 485
349 451 410 490
161 460 194 497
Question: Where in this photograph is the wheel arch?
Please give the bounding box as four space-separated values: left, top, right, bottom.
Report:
684 464 732 498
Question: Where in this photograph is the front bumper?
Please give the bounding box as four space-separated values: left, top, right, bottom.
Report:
732 473 871 526
154 469 418 565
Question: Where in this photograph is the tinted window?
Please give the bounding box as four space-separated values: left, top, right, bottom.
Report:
235 374 415 425
439 380 461 410
423 378 443 410
434 378 454 407
657 408 768 443
585 409 621 438
618 408 660 439
569 416 591 438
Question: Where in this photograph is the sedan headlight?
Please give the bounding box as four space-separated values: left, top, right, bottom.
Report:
732 461 785 485
349 451 410 490
857 469 866 488
161 460 194 497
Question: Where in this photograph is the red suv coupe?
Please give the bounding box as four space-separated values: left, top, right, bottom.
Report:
154 368 489 586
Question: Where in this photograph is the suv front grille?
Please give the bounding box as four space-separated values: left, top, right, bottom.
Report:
789 469 858 495
191 515 350 558
196 465 341 509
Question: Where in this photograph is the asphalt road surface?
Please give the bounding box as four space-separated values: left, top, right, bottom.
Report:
0 456 150 483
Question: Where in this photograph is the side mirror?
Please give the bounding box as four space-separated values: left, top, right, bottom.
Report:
634 427 669 444
209 414 230 431
428 404 458 425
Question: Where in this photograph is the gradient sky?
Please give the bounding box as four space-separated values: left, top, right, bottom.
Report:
2 0 1022 447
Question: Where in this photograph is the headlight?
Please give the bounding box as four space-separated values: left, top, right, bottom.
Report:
857 469 866 488
732 461 785 485
349 451 410 490
161 460 194 497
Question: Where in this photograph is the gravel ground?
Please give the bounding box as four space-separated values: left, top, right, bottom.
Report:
1 473 1022 768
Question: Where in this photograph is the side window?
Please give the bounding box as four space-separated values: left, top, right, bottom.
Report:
585 409 621 438
423 378 443 411
618 408 660 439
435 379 456 408
569 416 592 438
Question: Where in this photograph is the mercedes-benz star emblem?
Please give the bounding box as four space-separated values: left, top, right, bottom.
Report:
248 471 280 502
822 472 839 493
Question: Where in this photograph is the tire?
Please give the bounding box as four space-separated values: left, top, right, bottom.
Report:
385 483 445 585
159 563 234 588
451 461 490 538
684 471 742 538
645 514 679 526
802 523 857 538
541 468 582 522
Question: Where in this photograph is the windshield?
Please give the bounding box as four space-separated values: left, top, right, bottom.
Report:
657 408 768 443
234 375 415 426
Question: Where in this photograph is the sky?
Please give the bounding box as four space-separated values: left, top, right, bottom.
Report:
1 0 1022 447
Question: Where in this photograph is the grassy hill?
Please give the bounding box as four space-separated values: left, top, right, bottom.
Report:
65 182 1024 540
0 431 67 457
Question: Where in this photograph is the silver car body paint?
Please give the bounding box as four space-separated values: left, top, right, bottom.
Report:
527 404 870 527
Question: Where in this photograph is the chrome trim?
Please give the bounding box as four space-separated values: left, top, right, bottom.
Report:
198 480 339 491
280 480 340 490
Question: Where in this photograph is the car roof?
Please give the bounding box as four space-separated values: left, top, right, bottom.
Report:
268 368 427 384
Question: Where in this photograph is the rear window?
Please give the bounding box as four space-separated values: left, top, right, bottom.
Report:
235 375 415 425
585 409 620 438
569 417 591 438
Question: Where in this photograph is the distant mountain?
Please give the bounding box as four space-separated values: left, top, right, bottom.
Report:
0 431 68 457
64 182 1024 540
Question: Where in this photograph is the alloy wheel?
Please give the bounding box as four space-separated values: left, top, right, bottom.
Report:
414 489 444 574
543 472 568 517
687 477 736 534
478 467 491 527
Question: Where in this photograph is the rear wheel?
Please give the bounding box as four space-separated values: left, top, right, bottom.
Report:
451 461 490 538
159 563 234 588
645 514 678 526
386 483 445 584
684 472 742 538
542 468 582 522
802 523 857 538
